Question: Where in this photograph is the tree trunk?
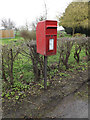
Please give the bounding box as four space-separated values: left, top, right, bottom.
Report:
73 27 75 36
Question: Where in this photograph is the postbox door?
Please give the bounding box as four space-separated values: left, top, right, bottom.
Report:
46 35 57 55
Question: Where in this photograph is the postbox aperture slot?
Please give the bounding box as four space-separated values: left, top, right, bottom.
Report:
46 27 57 29
46 25 57 28
46 26 57 35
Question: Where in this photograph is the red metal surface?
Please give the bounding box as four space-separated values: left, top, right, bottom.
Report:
36 20 57 56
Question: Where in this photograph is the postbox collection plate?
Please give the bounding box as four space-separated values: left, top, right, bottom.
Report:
49 39 54 50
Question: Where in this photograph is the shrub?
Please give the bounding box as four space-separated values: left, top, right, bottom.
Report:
2 43 21 85
73 33 84 37
84 37 90 61
58 37 88 68
58 38 73 69
20 30 44 81
20 30 36 40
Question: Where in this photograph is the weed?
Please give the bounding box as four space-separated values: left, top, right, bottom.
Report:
1 92 5 97
59 72 69 77
5 92 10 98
11 91 15 96
15 95 19 100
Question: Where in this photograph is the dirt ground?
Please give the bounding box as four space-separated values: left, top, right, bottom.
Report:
1 69 89 119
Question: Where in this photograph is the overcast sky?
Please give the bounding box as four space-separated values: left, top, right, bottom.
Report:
0 0 73 27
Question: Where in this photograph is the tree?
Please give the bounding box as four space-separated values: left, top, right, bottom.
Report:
31 0 47 30
31 15 46 30
25 20 29 31
59 2 88 35
43 0 47 20
1 18 15 29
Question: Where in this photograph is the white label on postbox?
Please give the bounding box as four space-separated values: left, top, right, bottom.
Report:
49 39 54 50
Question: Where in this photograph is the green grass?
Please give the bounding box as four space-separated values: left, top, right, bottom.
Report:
48 51 60 64
0 36 24 45
13 54 34 83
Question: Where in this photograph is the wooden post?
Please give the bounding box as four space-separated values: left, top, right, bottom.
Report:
44 56 47 89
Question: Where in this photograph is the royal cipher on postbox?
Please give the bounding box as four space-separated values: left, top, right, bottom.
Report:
36 20 57 56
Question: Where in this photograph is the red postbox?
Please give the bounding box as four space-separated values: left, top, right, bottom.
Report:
36 20 57 56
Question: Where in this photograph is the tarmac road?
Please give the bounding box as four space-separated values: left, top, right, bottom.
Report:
45 94 88 118
44 83 89 118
